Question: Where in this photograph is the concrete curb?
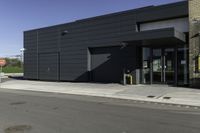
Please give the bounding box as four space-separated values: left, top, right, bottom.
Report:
1 86 200 108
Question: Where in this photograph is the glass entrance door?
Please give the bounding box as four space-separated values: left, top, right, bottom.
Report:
142 48 151 84
152 49 162 83
164 48 175 84
151 48 175 84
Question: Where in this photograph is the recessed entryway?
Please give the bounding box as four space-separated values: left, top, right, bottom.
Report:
142 47 176 85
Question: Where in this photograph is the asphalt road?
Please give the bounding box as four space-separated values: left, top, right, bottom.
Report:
0 89 199 133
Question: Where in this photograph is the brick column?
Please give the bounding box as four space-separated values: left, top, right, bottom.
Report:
189 0 200 87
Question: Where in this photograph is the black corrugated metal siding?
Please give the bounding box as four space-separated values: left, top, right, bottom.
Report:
24 1 188 82
90 46 123 83
90 46 138 83
24 30 38 79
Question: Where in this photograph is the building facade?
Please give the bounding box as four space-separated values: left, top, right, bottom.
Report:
189 0 200 87
24 1 196 86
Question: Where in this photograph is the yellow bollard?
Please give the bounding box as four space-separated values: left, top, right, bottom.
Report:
126 74 133 85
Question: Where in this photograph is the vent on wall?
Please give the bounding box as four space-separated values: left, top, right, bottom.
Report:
61 30 69 36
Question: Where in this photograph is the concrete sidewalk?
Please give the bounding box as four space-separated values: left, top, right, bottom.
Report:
1 79 200 107
0 73 23 79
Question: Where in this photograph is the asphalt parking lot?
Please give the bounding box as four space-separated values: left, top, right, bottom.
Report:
0 89 199 133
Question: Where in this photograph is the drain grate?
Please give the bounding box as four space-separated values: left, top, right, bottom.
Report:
147 95 155 98
10 101 26 105
163 97 171 100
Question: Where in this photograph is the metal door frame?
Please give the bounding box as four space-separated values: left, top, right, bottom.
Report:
150 47 176 85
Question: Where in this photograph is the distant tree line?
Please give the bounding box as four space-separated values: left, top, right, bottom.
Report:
4 58 22 67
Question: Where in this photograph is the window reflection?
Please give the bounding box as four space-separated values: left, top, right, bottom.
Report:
142 48 150 84
177 47 188 85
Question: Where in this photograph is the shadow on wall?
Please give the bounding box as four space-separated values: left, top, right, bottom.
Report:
23 45 141 84
75 45 141 84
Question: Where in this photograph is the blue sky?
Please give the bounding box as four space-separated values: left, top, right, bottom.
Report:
0 0 184 57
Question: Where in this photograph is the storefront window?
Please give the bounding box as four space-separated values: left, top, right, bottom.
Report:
142 48 151 84
177 47 188 85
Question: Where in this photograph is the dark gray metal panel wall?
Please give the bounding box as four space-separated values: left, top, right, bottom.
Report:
38 27 60 53
24 30 38 79
90 46 123 83
90 46 138 83
136 1 188 23
24 1 188 82
58 14 134 81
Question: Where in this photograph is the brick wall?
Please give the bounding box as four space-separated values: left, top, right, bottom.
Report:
189 0 200 87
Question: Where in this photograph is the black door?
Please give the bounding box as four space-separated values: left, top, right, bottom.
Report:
38 53 59 81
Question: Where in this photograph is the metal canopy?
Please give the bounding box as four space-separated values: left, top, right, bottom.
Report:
123 28 186 46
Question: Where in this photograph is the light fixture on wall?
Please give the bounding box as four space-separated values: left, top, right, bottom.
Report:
121 42 128 49
20 48 26 68
61 30 69 36
20 48 26 52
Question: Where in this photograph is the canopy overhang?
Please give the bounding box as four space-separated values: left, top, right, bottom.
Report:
123 28 186 46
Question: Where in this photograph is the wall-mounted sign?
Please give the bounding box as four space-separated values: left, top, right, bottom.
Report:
143 61 148 68
181 60 186 65
0 58 6 84
0 59 6 67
